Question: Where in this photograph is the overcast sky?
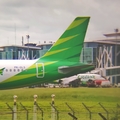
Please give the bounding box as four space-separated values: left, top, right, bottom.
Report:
0 0 120 46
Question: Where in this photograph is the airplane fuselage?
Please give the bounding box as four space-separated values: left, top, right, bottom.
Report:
0 59 37 82
0 59 94 89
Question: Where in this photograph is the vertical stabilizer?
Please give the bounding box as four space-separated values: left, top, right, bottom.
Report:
41 17 90 62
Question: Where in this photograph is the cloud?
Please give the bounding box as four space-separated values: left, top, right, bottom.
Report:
0 0 120 46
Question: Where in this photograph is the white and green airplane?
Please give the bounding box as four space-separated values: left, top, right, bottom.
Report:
0 16 95 89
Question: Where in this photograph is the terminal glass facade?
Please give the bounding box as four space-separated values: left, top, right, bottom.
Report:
80 47 97 65
0 43 53 60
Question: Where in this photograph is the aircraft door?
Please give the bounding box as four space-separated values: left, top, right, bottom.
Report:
36 63 44 78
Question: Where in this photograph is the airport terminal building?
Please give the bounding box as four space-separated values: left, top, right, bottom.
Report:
0 32 120 84
82 32 120 84
0 43 53 60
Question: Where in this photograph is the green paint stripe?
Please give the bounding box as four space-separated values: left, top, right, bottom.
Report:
2 74 36 83
67 18 87 30
54 34 79 46
43 48 68 57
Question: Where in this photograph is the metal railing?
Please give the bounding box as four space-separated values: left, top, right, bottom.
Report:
0 102 119 120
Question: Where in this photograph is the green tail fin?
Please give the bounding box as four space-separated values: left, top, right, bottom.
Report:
41 17 90 62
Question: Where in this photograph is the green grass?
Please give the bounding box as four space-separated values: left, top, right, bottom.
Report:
0 87 120 120
0 87 119 102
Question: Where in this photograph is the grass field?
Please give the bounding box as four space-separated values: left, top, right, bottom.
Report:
0 87 120 120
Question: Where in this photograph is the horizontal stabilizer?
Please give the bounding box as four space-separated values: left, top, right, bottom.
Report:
58 64 94 74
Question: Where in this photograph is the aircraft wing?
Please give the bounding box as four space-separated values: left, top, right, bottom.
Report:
58 64 94 74
61 75 78 84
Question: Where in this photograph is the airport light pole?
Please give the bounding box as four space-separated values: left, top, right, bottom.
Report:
13 95 18 120
13 95 18 105
33 94 38 120
33 94 38 105
115 29 119 84
51 94 55 105
26 35 30 59
51 94 56 120
115 28 118 67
